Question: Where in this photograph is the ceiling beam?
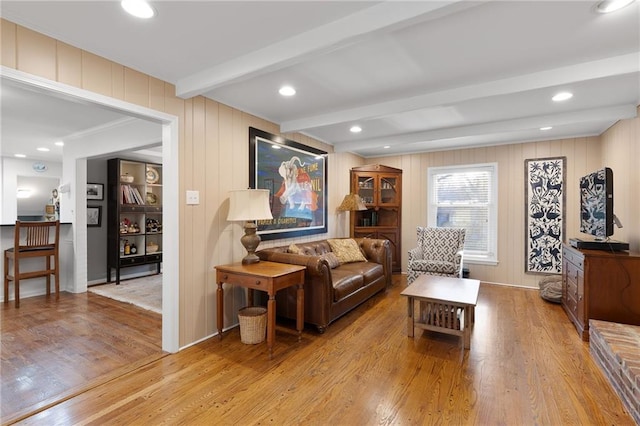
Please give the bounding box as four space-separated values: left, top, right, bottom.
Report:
175 0 476 99
282 53 640 133
332 104 638 152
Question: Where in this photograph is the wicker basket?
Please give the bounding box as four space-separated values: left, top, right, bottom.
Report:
238 306 267 344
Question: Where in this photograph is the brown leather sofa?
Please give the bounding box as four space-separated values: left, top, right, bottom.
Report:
256 238 392 333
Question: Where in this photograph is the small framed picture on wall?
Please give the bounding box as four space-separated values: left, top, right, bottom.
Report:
87 183 104 201
87 206 102 227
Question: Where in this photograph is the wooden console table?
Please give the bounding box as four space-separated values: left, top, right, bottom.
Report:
215 261 305 358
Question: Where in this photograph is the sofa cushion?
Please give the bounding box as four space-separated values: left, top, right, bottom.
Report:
319 252 341 269
338 262 383 285
288 243 302 254
331 269 365 301
327 238 367 264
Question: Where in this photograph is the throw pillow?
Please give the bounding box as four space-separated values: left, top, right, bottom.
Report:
319 252 341 269
327 238 367 264
288 244 302 254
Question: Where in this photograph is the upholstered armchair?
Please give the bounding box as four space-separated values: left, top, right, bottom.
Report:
407 226 466 284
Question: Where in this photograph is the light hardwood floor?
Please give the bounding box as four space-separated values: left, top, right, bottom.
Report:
1 291 164 424
4 275 636 425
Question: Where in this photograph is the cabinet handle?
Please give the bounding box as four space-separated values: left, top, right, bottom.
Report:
223 274 228 280
255 280 261 286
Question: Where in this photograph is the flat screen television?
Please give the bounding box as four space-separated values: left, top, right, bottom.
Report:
579 167 613 240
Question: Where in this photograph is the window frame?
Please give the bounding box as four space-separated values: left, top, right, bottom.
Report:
427 162 498 265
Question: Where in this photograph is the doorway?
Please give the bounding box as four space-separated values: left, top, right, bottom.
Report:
2 67 179 353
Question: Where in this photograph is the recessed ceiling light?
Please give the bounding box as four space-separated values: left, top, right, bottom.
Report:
54 141 64 146
540 126 553 131
350 126 362 133
37 147 50 152
15 154 26 158
595 0 635 13
383 145 391 149
279 86 296 96
552 92 573 102
121 0 155 19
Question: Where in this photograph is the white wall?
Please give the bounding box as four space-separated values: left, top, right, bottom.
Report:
1 157 62 223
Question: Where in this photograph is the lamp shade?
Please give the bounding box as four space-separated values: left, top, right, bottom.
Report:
227 189 273 221
337 193 367 211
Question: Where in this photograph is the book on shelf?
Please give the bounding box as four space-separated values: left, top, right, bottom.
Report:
121 184 145 205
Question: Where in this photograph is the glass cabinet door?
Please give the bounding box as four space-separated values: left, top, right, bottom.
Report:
356 175 375 205
379 175 400 206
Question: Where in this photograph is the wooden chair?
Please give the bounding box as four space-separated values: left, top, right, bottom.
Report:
4 220 60 308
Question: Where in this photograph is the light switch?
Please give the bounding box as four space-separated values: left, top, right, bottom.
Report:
186 190 200 205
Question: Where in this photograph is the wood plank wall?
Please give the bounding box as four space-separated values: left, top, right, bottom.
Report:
2 18 637 345
369 136 606 288
601 106 640 250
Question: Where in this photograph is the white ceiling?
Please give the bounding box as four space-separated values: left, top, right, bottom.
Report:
1 78 163 162
2 1 639 158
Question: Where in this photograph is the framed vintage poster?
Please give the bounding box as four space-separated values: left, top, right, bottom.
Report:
249 127 327 240
524 156 566 274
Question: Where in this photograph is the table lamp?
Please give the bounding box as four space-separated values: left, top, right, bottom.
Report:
337 193 367 212
227 189 273 264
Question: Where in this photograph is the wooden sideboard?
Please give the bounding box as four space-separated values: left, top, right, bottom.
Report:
562 244 640 341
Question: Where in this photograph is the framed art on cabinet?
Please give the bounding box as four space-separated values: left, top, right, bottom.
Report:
249 127 328 240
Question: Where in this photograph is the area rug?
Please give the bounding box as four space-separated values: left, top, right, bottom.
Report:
89 274 162 314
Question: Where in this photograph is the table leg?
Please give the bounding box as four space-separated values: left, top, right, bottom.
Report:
247 287 254 307
296 282 304 341
407 297 414 338
463 306 471 349
217 281 223 340
267 292 276 359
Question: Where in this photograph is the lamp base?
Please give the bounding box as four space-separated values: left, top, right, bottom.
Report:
240 221 262 264
242 254 261 265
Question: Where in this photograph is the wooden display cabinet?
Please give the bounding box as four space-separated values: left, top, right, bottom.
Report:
107 158 163 284
350 164 402 272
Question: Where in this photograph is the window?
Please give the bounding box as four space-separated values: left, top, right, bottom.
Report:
428 163 498 264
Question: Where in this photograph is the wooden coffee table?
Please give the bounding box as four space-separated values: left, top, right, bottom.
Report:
215 261 305 359
400 275 480 349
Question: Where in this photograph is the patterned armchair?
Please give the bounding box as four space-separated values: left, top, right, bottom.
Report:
407 227 466 284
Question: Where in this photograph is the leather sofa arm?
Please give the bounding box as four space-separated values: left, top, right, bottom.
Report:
256 251 326 277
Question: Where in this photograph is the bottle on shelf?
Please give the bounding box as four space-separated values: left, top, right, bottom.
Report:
124 240 130 255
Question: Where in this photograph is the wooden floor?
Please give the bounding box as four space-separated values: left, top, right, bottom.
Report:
4 275 636 425
1 292 163 424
